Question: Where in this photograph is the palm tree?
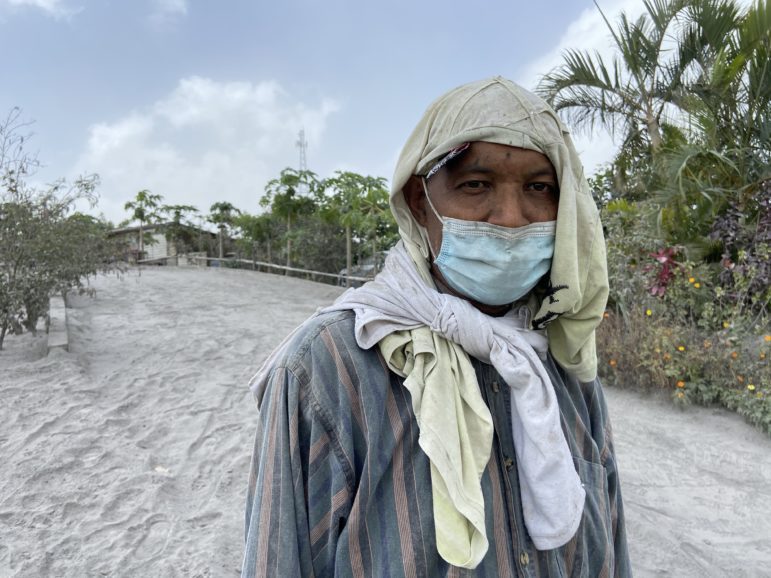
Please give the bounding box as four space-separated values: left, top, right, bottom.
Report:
124 189 163 258
540 0 769 240
674 0 770 155
652 0 771 253
208 201 241 259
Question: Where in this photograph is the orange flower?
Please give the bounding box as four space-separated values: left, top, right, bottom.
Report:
609 359 618 368
663 353 672 361
761 352 767 360
765 335 771 342
730 351 738 359
676 380 685 388
603 311 610 319
703 340 712 349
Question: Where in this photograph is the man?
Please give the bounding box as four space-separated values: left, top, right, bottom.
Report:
242 77 631 577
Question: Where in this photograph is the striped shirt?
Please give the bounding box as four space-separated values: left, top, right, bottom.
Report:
242 310 631 577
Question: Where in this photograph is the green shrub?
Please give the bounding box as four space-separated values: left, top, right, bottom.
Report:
598 214 770 434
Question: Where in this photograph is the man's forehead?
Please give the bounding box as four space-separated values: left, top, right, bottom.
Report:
429 141 555 177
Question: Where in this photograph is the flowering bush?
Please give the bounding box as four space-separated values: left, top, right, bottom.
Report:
598 200 770 435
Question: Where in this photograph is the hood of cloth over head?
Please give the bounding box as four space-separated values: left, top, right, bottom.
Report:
390 76 609 382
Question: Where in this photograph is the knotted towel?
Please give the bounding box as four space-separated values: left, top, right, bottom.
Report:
323 242 585 567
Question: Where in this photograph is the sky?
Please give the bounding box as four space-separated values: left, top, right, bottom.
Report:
0 0 652 226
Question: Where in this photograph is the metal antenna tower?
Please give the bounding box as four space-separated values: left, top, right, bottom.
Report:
296 129 308 173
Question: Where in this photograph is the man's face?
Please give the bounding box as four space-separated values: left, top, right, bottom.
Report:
403 141 559 314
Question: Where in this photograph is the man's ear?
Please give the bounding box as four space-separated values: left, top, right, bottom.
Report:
403 175 428 226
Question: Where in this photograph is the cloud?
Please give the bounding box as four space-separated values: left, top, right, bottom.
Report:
72 77 339 225
149 0 187 25
2 0 79 18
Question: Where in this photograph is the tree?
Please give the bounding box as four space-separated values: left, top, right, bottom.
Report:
1 111 119 348
540 0 769 252
355 177 397 266
161 203 199 255
1 109 124 349
260 168 319 272
124 189 163 258
208 201 241 259
648 0 770 260
321 172 394 285
320 171 366 285
235 212 281 264
674 0 770 154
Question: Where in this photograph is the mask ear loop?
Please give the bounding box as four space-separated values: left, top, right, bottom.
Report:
421 176 445 260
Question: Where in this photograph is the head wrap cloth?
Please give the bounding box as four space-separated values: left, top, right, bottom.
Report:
390 76 608 382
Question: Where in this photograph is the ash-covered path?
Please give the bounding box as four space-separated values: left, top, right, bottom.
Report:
1 267 769 577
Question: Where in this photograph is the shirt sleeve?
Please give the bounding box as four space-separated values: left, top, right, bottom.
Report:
241 364 352 578
596 385 632 577
590 379 632 578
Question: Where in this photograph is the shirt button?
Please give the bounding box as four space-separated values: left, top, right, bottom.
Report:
491 380 500 393
520 552 529 566
504 457 514 470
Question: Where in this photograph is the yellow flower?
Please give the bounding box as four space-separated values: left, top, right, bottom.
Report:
723 321 730 329
765 335 771 342
645 308 652 317
676 391 685 399
747 384 756 391
676 380 685 388
694 282 701 288
688 277 696 283
677 345 686 352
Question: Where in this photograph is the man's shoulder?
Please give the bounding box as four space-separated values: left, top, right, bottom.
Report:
269 309 392 413
274 309 377 379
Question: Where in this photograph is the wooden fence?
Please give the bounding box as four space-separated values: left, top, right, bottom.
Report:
136 255 372 286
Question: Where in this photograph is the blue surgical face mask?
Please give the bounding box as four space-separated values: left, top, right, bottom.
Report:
422 178 556 306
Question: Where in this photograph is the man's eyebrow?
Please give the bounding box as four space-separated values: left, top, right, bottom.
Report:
451 164 557 179
523 166 557 179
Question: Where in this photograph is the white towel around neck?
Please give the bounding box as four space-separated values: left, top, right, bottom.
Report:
322 242 585 562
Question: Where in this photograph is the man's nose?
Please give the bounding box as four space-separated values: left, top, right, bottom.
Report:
487 190 529 228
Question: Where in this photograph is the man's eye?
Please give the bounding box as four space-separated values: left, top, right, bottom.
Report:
528 182 558 194
459 180 488 192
